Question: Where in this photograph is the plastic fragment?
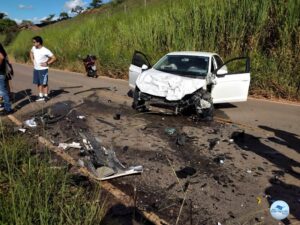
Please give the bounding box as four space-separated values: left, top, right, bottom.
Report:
18 128 26 133
24 118 37 128
257 197 262 205
165 127 176 135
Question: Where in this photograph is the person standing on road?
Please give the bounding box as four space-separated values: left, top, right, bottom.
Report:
0 43 13 114
30 36 56 101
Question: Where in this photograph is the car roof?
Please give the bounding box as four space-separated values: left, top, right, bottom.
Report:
167 51 218 57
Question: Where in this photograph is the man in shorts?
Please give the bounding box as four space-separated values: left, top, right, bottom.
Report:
30 36 56 101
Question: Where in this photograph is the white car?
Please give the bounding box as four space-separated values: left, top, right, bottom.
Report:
129 51 250 119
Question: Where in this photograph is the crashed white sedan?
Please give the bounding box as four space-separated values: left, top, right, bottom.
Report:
129 51 250 119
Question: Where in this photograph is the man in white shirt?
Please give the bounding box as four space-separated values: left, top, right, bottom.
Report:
30 36 56 101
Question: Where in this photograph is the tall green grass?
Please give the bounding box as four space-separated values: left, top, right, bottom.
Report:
8 0 300 99
0 34 5 43
0 124 105 225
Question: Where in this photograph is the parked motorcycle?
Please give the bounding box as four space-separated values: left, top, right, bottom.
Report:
82 55 98 78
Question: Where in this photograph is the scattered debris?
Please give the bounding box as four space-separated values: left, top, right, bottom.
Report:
77 128 143 180
257 166 265 172
257 197 262 205
24 118 37 128
208 138 220 150
246 169 252 174
77 115 86 120
60 85 83 89
99 165 143 181
231 130 245 142
73 87 111 95
213 155 226 165
18 128 26 133
96 117 117 128
77 159 84 167
176 133 186 146
272 170 285 177
165 127 176 135
96 166 115 178
176 167 196 179
113 113 121 120
58 142 82 150
82 138 93 151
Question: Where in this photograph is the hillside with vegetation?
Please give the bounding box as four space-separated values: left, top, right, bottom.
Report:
7 0 300 100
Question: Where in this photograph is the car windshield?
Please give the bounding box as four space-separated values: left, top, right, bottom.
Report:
153 55 209 77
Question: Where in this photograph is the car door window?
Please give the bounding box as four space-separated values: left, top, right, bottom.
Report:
132 51 151 68
213 55 224 69
210 58 216 72
216 57 250 75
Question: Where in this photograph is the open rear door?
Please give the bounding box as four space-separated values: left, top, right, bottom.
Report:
211 57 251 103
129 51 151 88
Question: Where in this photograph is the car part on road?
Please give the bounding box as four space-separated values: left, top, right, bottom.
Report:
113 113 121 120
96 166 115 178
176 133 187 146
165 127 176 135
58 142 82 150
24 118 37 128
7 112 168 225
208 138 220 150
73 87 111 95
213 155 226 165
193 89 214 120
175 167 197 179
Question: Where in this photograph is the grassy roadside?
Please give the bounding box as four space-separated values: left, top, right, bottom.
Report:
0 122 106 225
7 0 300 100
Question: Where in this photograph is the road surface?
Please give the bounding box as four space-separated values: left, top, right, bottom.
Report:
10 63 300 135
6 63 300 224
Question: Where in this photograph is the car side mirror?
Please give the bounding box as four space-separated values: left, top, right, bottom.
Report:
141 64 149 71
216 65 228 76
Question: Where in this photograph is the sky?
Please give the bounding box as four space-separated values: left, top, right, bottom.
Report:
1 0 109 24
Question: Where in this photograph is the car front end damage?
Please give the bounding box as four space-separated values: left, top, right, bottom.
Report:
132 86 214 119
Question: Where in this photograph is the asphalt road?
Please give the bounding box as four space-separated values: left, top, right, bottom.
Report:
7 63 300 223
10 63 300 135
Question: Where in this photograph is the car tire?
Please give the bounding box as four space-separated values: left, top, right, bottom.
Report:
194 89 214 120
132 88 146 111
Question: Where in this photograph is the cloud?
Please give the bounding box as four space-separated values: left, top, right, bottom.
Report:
14 18 22 24
15 16 48 25
18 4 33 9
64 0 86 11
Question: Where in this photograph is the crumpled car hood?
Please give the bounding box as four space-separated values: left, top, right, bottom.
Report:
136 69 207 101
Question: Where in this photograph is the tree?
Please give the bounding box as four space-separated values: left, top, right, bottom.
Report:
0 16 18 45
90 0 103 9
45 14 55 22
59 12 69 20
71 6 84 15
0 12 7 20
0 18 17 32
112 0 124 7
40 14 56 25
19 20 33 27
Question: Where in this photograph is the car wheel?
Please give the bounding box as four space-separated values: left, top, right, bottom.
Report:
194 89 214 120
132 88 146 111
